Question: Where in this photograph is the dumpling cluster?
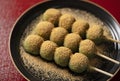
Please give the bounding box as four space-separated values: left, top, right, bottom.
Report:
23 8 118 74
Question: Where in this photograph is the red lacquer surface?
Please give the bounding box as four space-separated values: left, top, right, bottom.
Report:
0 0 120 81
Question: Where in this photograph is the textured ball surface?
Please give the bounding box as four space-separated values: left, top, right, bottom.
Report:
23 35 44 55
64 33 82 52
32 21 54 40
69 53 89 73
50 27 68 46
54 47 72 67
40 41 57 61
59 14 75 31
86 25 103 43
72 20 89 38
43 8 61 24
79 39 96 58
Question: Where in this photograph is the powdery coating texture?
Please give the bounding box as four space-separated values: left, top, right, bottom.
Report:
23 35 44 55
86 25 103 43
43 8 61 24
40 41 58 61
79 39 97 58
72 20 89 38
69 53 89 73
50 27 68 46
54 47 72 67
32 21 54 40
20 52 85 81
59 14 75 31
64 33 81 52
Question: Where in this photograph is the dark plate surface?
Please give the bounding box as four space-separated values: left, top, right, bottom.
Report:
9 0 120 81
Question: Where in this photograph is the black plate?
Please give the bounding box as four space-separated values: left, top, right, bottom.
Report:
9 0 120 81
